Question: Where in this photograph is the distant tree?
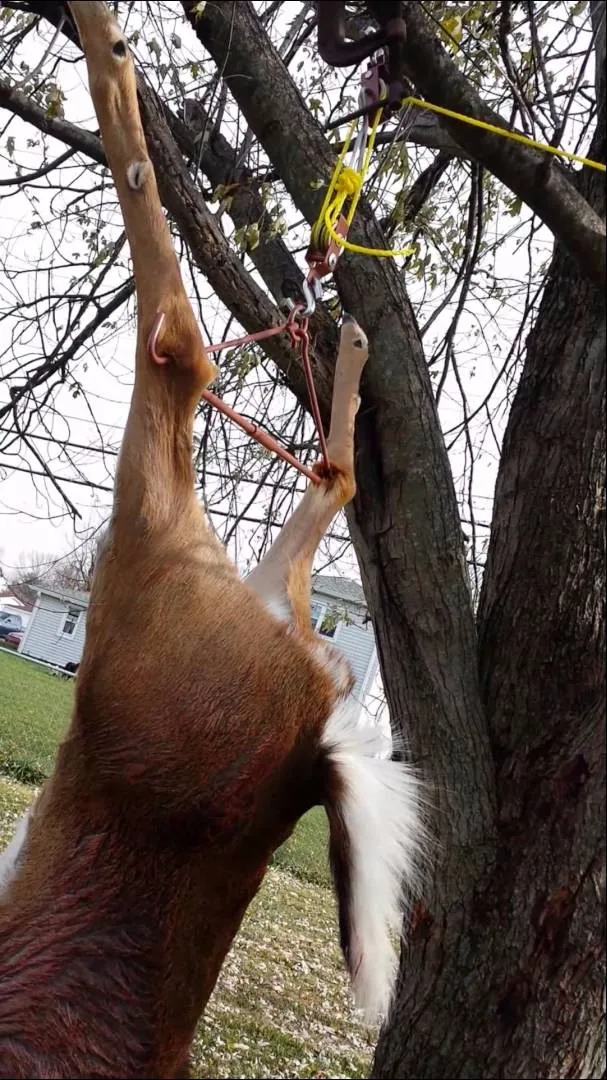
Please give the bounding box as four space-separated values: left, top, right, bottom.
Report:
5 534 97 594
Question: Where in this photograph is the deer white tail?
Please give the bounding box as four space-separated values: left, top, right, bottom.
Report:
321 699 426 1024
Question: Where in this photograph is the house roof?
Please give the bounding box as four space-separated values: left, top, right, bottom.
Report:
27 578 364 612
34 584 90 608
311 574 366 608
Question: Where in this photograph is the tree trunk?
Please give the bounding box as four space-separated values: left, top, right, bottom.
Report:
188 5 605 1076
373 8 606 1075
373 228 606 1080
181 3 606 1074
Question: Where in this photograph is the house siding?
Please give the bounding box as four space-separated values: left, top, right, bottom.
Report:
19 593 87 668
310 584 378 717
311 588 366 624
333 620 377 702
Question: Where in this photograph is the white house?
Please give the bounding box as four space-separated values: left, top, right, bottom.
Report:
16 577 378 714
18 586 89 671
310 574 378 715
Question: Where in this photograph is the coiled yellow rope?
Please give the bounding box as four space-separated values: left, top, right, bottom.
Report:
312 94 605 262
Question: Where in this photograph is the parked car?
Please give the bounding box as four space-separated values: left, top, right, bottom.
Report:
4 631 23 649
0 612 24 640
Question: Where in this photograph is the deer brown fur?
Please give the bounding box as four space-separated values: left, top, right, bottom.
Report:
0 5 424 1077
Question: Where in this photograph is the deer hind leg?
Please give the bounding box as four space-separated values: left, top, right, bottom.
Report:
248 317 425 1026
245 314 368 663
69 2 218 541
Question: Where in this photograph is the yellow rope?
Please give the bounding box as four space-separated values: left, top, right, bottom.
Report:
402 96 606 172
312 92 605 263
314 118 358 231
313 101 415 257
324 200 415 257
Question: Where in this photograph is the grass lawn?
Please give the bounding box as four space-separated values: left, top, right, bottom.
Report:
273 805 330 888
0 651 373 1078
0 649 72 781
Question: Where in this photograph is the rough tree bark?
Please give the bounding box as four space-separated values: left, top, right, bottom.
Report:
2 2 604 1076
373 6 606 1075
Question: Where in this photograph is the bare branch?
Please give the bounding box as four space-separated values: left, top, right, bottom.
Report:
398 3 605 288
0 280 135 422
0 78 105 163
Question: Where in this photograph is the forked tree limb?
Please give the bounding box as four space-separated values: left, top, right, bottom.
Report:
397 3 606 289
185 0 605 289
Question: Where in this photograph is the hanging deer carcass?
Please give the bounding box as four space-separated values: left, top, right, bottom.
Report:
0 4 425 1077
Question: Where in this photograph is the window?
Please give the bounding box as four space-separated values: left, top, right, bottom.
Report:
310 599 340 638
310 601 326 631
62 606 80 637
318 612 338 638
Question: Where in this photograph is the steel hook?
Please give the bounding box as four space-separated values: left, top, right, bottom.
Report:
301 276 323 317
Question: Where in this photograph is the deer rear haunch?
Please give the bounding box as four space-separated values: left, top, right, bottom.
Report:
0 4 425 1077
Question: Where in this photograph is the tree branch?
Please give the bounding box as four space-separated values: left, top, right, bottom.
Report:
398 3 605 289
360 107 468 157
381 150 452 236
0 78 105 163
0 280 135 421
170 97 337 336
135 75 337 414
